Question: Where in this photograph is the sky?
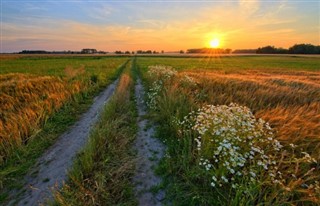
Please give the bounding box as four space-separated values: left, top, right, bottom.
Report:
1 0 319 52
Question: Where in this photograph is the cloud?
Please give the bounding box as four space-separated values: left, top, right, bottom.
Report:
85 4 115 20
137 19 166 29
239 0 260 16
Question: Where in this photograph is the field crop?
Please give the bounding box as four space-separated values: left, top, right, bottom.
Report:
0 56 129 163
137 56 320 72
0 74 85 161
0 56 127 77
138 56 320 205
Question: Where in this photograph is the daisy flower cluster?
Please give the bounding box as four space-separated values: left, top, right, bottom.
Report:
146 66 197 110
176 103 319 199
146 81 162 110
179 103 285 188
147 65 177 80
146 65 177 109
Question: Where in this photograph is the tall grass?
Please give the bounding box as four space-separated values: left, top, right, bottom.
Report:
139 61 320 205
0 57 129 163
53 61 137 205
0 73 87 161
181 71 320 145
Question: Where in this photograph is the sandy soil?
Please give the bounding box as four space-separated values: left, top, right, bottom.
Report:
10 79 119 206
133 78 166 206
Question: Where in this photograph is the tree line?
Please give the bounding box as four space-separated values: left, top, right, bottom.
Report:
189 43 320 54
256 44 320 54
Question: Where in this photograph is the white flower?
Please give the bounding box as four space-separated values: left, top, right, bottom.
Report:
177 103 288 189
221 176 228 183
249 172 256 177
212 176 217 181
289 143 296 148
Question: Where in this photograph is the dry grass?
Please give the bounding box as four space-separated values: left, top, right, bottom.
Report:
181 70 320 146
116 74 131 101
0 73 86 162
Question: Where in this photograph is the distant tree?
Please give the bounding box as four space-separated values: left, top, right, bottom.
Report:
125 51 131 54
289 44 320 54
225 48 232 54
256 46 278 54
19 50 47 54
81 48 97 54
179 50 185 54
132 51 135 54
161 50 164 54
256 44 320 54
276 48 288 54
115 51 122 54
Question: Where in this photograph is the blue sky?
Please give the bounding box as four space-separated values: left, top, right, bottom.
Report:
1 0 319 52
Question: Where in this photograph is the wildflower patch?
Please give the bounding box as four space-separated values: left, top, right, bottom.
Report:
178 103 284 189
146 65 177 109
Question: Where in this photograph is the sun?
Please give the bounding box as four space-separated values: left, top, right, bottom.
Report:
209 38 220 48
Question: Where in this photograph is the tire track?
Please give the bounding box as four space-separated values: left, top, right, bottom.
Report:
133 78 166 206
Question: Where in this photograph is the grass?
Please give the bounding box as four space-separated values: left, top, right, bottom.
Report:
137 56 320 205
53 59 138 205
0 74 86 160
0 56 129 203
0 56 129 77
137 56 320 72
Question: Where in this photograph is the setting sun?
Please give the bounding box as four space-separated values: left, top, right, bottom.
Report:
209 39 220 48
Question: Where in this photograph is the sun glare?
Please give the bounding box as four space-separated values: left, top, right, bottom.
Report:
209 39 220 48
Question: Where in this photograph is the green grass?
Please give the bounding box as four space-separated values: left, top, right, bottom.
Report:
137 56 320 72
0 56 129 76
0 58 129 203
53 60 138 205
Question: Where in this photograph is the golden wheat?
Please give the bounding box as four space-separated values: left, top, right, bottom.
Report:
181 70 320 146
0 73 85 161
